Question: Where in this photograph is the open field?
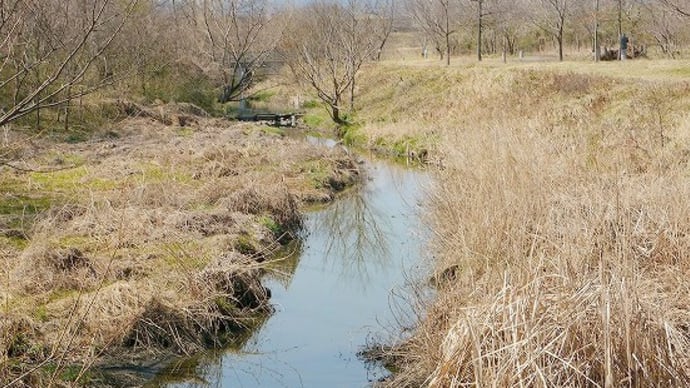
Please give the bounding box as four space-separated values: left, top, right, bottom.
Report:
0 108 359 386
355 59 690 386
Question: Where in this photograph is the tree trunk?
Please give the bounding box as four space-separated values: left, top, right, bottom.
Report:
350 59 356 112
506 34 515 55
65 86 71 132
595 0 600 62
477 0 483 61
64 100 70 132
558 24 564 61
618 0 623 60
35 96 40 130
445 2 451 66
446 33 451 66
332 105 342 124
502 35 507 63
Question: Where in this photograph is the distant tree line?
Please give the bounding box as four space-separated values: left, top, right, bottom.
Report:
0 0 687 131
405 0 690 63
0 0 395 129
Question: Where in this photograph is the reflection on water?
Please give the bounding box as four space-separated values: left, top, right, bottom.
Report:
157 157 430 388
261 240 303 290
311 185 389 285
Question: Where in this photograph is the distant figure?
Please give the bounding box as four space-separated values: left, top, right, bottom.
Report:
620 34 629 61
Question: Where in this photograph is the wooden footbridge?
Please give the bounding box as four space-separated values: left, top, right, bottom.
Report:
237 112 302 127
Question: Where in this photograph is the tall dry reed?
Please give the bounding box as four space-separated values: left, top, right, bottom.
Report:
375 65 690 387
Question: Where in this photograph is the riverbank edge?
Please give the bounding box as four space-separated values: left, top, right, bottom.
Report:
353 62 690 386
0 114 362 386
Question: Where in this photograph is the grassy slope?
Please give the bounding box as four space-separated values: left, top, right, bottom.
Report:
0 113 358 386
356 59 690 386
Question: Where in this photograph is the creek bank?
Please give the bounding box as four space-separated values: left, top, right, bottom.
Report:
0 111 360 386
353 64 690 386
150 151 431 387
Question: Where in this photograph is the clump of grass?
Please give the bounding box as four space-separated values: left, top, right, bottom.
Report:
337 123 366 147
258 216 283 238
14 244 99 294
221 186 302 235
116 252 271 355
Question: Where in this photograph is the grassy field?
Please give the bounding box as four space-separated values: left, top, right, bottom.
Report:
355 58 690 386
0 107 359 386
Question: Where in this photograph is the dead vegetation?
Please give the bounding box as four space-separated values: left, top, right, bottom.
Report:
357 63 690 387
0 108 359 386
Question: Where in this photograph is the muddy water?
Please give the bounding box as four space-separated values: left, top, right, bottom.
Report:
157 152 430 387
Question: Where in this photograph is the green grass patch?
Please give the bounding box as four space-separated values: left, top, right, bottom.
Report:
233 233 258 255
0 194 52 216
43 363 92 384
669 67 690 77
141 67 221 116
391 135 420 156
29 167 88 192
215 296 237 315
0 235 28 249
133 162 194 185
176 127 195 137
47 288 80 304
303 112 328 128
339 124 366 147
39 151 86 166
249 90 276 102
160 240 210 270
29 166 119 192
54 235 94 250
259 215 283 237
225 103 241 118
0 193 53 229
63 130 90 144
374 133 438 159
302 99 321 109
301 160 331 189
33 305 49 323
260 125 285 137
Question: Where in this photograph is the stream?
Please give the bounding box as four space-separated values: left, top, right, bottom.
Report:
151 146 430 387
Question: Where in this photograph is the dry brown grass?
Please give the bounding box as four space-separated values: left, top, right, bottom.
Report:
0 112 359 385
362 63 690 386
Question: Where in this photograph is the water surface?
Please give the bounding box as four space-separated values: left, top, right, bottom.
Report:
160 156 429 387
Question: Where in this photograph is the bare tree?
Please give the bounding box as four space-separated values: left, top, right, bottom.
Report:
469 0 485 61
406 0 459 65
531 0 569 61
0 0 140 128
466 0 514 61
374 0 396 61
194 0 285 103
658 0 690 16
282 0 383 124
643 2 688 56
490 0 527 57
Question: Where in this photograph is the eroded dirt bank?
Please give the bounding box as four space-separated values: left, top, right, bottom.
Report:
0 110 359 386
